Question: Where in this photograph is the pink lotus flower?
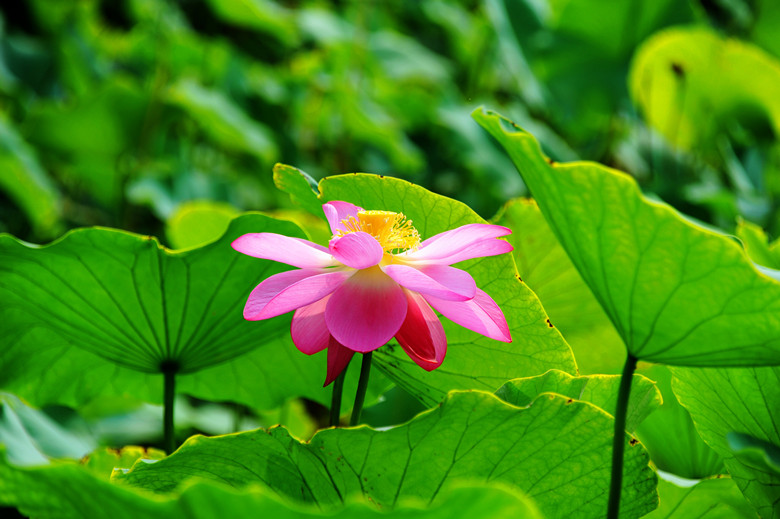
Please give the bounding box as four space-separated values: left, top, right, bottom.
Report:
232 201 513 385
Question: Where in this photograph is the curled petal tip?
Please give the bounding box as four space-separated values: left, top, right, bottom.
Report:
329 231 384 269
323 201 363 234
491 224 512 237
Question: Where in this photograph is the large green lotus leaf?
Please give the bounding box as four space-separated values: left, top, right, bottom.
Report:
0 214 303 373
474 107 780 366
494 199 624 373
0 214 336 410
644 478 758 519
120 391 656 518
495 369 660 432
634 365 723 479
629 27 780 154
314 173 576 406
0 117 61 239
0 451 542 519
671 366 780 518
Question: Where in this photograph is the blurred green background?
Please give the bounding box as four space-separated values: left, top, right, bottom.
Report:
3 0 780 247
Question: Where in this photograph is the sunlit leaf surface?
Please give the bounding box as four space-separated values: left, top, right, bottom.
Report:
475 107 780 366
495 369 661 432
672 366 780 518
0 449 542 519
494 199 623 373
634 364 724 479
644 478 758 519
119 391 656 518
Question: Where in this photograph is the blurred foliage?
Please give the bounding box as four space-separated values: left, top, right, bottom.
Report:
0 0 777 243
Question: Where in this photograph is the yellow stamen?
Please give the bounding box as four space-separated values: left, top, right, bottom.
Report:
337 210 420 253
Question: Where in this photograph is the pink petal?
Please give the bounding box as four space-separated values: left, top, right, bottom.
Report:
245 269 351 320
435 240 514 265
382 264 476 301
395 291 446 371
291 296 331 355
329 231 384 269
232 233 335 269
325 268 407 352
325 337 355 386
323 201 363 234
402 224 513 264
424 288 511 342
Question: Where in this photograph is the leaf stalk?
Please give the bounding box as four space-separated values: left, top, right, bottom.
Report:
349 352 373 426
162 362 178 455
330 368 347 427
607 353 638 519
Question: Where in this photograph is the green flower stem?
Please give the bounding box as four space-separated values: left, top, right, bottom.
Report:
607 353 638 519
349 352 373 426
161 361 178 455
330 369 348 427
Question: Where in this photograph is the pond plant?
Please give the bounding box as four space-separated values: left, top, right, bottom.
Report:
2 1 780 518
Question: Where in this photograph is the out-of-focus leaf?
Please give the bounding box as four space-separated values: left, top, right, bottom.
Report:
0 393 95 466
735 219 780 268
165 200 239 249
728 432 780 475
120 391 655 518
672 366 780 518
204 0 297 45
495 369 661 432
494 198 623 373
488 0 693 144
166 80 277 163
749 0 780 58
644 477 758 519
316 173 577 406
0 117 61 238
23 80 148 206
630 27 780 155
369 31 450 84
475 107 780 366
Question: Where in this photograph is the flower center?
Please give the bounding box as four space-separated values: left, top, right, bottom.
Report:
338 210 421 252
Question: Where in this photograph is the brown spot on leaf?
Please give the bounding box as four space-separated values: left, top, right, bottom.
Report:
629 438 639 446
546 319 553 328
671 62 685 78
